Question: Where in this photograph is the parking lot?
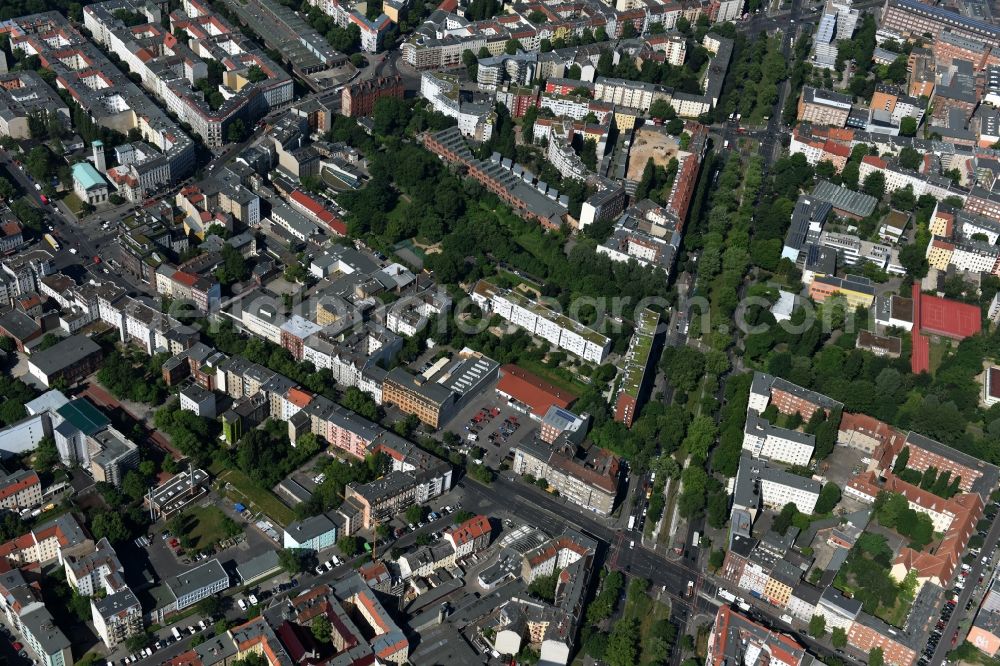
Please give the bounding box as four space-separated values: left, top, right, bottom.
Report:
443 388 538 471
142 495 282 583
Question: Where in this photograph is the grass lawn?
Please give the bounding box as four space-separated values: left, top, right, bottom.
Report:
623 584 672 666
218 468 296 527
656 480 679 548
874 593 914 629
182 506 230 551
928 338 950 375
62 192 83 215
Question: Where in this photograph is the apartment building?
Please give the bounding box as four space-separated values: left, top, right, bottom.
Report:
420 71 496 141
797 87 853 127
881 0 1000 47
511 439 620 516
846 615 917 666
927 236 1000 273
472 278 611 363
0 469 42 512
816 587 862 631
84 0 293 148
0 514 91 567
733 454 821 519
445 514 492 559
858 155 968 202
0 565 72 666
892 432 987 495
614 309 660 428
749 372 844 421
0 71 69 139
308 0 392 52
743 410 815 466
341 75 403 117
707 606 809 666
8 13 194 197
423 127 568 229
63 539 142 649
282 513 338 552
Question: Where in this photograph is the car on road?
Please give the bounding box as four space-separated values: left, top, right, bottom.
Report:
12 641 23 651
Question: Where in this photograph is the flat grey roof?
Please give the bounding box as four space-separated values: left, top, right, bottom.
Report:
28 335 101 375
236 550 282 583
165 559 228 600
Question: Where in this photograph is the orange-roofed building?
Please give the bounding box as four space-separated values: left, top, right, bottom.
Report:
495 365 576 419
446 514 492 558
708 606 808 666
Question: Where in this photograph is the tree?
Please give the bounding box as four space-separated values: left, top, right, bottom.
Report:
666 118 684 135
504 38 522 55
808 614 826 638
898 147 922 170
278 548 309 574
899 116 917 136
773 503 799 535
832 627 847 648
605 617 640 666
890 185 916 211
899 243 928 278
649 99 675 120
709 549 725 570
90 511 129 543
814 482 842 514
404 504 425 525
462 49 477 80
126 632 152 652
338 536 360 557
892 446 910 474
311 615 332 642
197 596 221 618
862 171 886 200
527 572 559 601
868 647 884 666
31 436 59 473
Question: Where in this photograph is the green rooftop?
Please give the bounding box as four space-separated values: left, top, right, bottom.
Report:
71 162 107 191
56 398 110 435
618 309 660 399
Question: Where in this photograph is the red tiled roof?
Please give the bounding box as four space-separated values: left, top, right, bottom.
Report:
172 271 198 288
287 387 313 408
822 140 851 158
495 365 576 417
289 190 347 236
0 472 39 503
447 514 491 547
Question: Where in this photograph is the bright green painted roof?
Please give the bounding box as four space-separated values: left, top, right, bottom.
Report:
71 162 106 191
